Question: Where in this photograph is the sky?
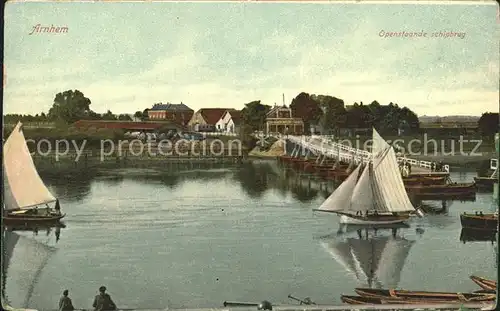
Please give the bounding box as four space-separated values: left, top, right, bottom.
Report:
3 1 499 116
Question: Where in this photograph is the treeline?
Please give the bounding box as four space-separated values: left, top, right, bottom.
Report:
240 92 420 136
4 90 147 125
5 89 499 138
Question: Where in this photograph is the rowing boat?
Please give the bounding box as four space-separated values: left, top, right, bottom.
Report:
354 288 495 302
340 295 490 305
470 275 497 291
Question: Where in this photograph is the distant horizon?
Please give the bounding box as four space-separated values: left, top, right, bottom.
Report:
3 1 498 116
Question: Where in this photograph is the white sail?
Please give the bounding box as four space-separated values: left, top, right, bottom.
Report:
371 146 415 213
349 164 373 213
374 236 415 289
2 230 57 308
316 165 361 212
371 128 390 157
3 122 56 210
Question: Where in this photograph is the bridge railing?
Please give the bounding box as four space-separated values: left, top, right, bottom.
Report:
286 135 450 173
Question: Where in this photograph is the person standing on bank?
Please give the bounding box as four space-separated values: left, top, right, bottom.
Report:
59 290 75 311
93 286 117 311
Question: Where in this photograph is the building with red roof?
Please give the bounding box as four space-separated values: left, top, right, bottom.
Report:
147 102 194 126
188 108 231 132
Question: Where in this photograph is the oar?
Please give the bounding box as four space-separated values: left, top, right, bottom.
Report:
288 294 316 305
223 301 259 307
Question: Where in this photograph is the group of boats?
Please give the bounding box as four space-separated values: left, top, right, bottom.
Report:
341 275 496 305
3 122 66 229
284 128 497 306
279 140 481 202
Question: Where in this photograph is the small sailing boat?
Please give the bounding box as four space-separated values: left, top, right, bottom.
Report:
3 122 65 225
313 128 422 226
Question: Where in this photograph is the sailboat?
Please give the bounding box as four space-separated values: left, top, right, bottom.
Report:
313 128 422 225
320 229 415 289
3 122 65 225
2 228 58 309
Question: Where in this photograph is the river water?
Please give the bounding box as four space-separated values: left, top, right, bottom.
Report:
3 161 498 310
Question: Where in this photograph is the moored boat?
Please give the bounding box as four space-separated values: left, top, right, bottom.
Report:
474 176 496 190
3 122 66 226
406 183 476 196
354 288 495 302
341 294 492 305
403 176 447 186
460 212 498 231
341 295 382 304
470 275 497 291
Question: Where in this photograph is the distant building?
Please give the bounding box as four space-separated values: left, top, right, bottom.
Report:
188 108 229 132
147 102 194 126
265 105 304 135
215 110 241 134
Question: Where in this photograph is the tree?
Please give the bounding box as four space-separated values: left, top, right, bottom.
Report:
134 111 143 119
290 92 323 133
314 95 347 134
346 103 373 128
478 112 499 137
102 110 117 120
118 114 132 121
240 100 271 132
48 90 92 124
142 109 150 121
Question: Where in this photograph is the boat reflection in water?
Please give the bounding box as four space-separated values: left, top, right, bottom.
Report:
460 228 497 244
319 227 416 289
2 227 59 309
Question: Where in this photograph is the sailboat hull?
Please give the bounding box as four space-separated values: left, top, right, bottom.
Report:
340 214 409 225
3 213 65 225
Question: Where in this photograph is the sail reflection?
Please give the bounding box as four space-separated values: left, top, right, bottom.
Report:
320 229 415 289
2 228 58 308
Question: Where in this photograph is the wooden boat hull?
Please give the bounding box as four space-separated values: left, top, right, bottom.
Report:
460 213 498 231
406 183 476 195
470 276 497 291
339 214 409 225
474 177 496 189
341 295 382 304
3 213 66 225
403 176 447 186
341 295 491 305
354 287 495 302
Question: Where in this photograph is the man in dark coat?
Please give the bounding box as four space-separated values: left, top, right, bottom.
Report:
59 290 75 311
93 286 117 311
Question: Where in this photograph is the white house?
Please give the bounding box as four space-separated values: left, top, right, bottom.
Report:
216 110 241 134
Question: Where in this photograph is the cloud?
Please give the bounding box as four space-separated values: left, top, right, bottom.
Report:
3 4 498 117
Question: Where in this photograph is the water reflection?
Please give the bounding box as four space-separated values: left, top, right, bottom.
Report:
460 228 497 244
233 162 270 198
318 228 416 289
2 228 59 308
45 171 94 202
